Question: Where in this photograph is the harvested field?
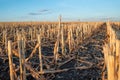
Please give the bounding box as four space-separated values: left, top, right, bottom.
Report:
0 22 111 80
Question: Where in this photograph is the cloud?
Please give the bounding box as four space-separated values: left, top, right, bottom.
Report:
28 9 52 15
28 13 42 15
39 9 49 12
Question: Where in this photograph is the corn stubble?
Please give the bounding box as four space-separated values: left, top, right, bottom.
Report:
0 19 120 80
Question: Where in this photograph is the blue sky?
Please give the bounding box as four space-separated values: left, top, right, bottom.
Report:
0 0 120 22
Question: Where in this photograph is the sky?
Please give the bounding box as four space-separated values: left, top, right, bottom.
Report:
0 0 120 22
